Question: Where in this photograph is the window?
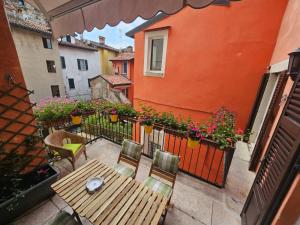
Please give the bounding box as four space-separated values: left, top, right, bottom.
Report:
18 0 24 6
42 37 52 49
88 78 92 88
122 61 128 75
77 59 88 71
66 35 71 43
144 29 168 76
50 85 60 97
46 60 56 73
68 78 75 89
60 56 66 69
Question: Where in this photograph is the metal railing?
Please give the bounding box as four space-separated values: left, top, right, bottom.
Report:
39 111 235 188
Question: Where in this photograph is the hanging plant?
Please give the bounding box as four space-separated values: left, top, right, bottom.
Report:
109 108 118 123
70 108 82 125
187 122 205 148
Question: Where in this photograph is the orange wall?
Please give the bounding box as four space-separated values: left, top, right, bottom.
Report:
270 0 300 64
133 0 288 128
272 174 300 225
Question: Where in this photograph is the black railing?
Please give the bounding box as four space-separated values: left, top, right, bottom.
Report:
39 111 235 188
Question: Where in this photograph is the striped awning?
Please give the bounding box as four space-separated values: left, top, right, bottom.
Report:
25 0 232 38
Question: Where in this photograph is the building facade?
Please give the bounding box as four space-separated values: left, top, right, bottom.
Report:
89 36 119 75
110 48 134 102
58 36 101 100
127 0 288 129
5 0 65 103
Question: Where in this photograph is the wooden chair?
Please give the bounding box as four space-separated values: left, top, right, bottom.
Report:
45 210 81 225
44 130 87 171
113 139 143 178
143 149 180 223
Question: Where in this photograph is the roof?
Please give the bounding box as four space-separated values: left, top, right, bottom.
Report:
5 1 52 36
9 17 52 35
126 13 168 38
58 40 98 51
100 75 132 87
89 41 120 53
110 52 134 61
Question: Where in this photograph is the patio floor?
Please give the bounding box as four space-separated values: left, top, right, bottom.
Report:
11 139 255 225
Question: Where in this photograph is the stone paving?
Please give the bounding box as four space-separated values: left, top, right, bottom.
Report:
11 139 255 225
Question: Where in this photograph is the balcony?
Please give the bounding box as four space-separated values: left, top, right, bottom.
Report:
12 137 254 225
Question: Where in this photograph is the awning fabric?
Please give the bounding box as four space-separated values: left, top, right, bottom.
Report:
25 0 230 38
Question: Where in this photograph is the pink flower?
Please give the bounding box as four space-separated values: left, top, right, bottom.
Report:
237 128 244 135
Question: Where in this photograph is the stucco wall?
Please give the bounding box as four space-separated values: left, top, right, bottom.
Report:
133 0 288 128
270 0 300 64
59 45 101 100
100 49 117 75
11 27 65 103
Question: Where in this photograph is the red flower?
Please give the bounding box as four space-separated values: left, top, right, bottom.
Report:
237 128 244 135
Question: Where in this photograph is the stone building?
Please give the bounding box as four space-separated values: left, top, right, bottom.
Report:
4 0 65 103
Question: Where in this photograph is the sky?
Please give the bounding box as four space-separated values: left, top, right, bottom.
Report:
79 17 146 50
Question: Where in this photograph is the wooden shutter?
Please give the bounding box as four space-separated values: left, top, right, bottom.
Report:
85 59 88 70
77 59 81 70
241 74 300 225
249 71 289 171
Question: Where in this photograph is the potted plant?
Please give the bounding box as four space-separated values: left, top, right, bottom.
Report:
140 115 154 134
77 101 96 116
0 148 59 224
109 108 118 122
70 108 82 125
187 122 204 148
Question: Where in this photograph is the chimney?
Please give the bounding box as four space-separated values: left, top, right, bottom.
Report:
126 46 133 52
99 36 105 44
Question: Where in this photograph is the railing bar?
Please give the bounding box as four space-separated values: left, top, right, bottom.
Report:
201 144 210 177
214 150 223 183
182 138 188 170
194 142 202 175
207 146 217 180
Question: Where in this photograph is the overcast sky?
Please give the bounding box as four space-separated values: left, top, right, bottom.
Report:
80 17 145 50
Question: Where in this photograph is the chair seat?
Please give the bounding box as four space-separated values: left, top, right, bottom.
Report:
114 163 135 178
143 177 172 199
63 143 82 155
45 211 80 225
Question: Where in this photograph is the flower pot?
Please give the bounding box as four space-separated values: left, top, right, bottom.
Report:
110 114 118 122
188 137 199 148
0 164 59 224
71 116 82 125
144 125 153 134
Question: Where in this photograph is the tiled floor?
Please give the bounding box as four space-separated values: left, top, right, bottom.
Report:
11 139 255 225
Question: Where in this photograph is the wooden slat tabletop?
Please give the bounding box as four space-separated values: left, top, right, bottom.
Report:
51 160 168 225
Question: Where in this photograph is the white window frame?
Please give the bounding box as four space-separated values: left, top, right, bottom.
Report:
122 61 128 75
144 29 168 77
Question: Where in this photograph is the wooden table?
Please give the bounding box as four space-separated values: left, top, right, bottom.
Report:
51 159 168 225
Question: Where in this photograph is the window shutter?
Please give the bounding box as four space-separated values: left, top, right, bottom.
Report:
85 60 88 70
77 59 81 70
42 37 47 48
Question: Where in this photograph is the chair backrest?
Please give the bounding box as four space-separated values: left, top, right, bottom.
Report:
149 149 180 188
118 139 143 172
44 130 72 157
44 130 66 147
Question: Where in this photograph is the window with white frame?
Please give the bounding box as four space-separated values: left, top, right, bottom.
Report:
122 61 128 75
144 29 168 76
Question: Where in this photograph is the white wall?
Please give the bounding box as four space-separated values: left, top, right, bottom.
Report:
59 45 101 100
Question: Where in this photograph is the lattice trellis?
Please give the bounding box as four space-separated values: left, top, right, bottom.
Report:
0 74 47 174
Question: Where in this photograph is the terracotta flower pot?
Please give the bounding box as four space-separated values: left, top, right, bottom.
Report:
144 125 153 134
71 116 82 125
110 114 118 122
188 137 199 148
